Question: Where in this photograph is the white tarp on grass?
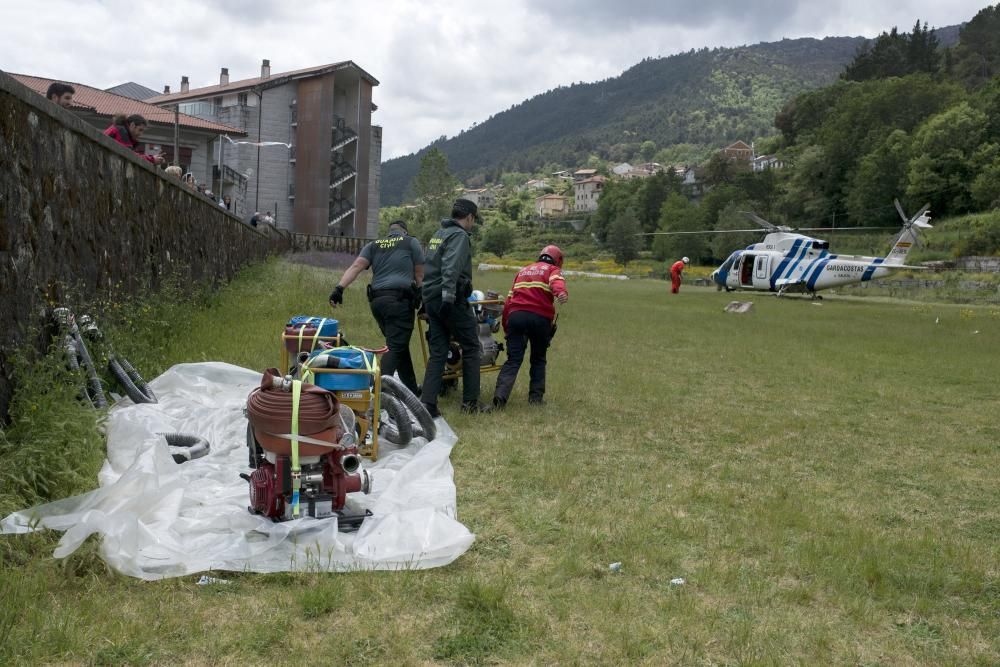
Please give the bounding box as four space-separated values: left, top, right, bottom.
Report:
0 362 475 580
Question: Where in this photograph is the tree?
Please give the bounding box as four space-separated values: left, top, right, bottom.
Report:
846 129 912 225
842 23 938 82
639 140 657 162
410 148 459 222
950 5 1000 87
636 171 678 235
498 195 524 221
590 178 642 242
774 145 831 223
970 144 1000 210
703 152 734 186
480 221 516 258
710 201 760 261
652 193 706 262
607 207 642 267
905 102 987 214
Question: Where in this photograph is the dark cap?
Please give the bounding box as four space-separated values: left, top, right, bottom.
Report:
388 219 408 233
452 198 481 224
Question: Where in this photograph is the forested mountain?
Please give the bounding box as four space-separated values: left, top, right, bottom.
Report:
592 6 1000 264
382 35 874 205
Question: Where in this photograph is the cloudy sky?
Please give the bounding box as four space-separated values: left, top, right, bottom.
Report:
0 1 990 159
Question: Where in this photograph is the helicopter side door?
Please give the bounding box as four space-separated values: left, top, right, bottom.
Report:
739 254 755 287
754 255 770 289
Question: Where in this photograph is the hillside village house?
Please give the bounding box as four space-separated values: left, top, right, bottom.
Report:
674 165 698 185
461 187 496 209
149 59 381 237
752 154 784 172
520 178 548 191
11 73 246 206
535 193 570 217
573 168 598 181
611 162 633 176
574 175 606 213
723 140 753 163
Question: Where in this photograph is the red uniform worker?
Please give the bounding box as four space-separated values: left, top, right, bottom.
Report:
492 245 568 408
670 257 689 294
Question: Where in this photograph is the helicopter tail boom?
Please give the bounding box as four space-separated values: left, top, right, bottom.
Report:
884 202 932 266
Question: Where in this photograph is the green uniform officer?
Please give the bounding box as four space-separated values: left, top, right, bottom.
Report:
420 199 492 415
330 220 424 395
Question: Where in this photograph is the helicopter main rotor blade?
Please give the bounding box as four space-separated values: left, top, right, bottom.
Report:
794 226 899 232
740 211 780 231
635 229 765 236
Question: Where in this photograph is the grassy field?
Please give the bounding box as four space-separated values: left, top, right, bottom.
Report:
1 258 998 666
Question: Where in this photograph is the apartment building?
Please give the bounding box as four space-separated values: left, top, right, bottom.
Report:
149 59 381 237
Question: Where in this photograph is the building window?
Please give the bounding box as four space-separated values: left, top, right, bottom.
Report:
238 92 248 106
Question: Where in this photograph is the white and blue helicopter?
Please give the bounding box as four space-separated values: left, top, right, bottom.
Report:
706 200 932 298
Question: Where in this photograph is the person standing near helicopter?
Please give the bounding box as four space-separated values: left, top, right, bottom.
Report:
670 256 689 294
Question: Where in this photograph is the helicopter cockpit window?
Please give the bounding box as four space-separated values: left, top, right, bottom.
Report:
720 251 740 271
812 240 829 250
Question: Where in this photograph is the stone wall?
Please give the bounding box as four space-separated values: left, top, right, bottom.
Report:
956 256 1000 273
0 71 289 423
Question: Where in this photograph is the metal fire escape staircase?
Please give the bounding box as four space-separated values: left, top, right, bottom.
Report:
328 115 358 228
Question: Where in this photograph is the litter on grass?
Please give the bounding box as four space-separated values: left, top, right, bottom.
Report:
1 362 475 580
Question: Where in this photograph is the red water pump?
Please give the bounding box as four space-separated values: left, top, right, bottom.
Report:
243 369 371 526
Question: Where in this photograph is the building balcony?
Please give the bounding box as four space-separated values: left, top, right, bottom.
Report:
215 104 252 132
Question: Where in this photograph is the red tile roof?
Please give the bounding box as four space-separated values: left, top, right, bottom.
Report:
10 73 246 135
148 61 379 105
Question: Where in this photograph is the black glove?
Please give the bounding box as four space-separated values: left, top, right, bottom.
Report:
411 285 423 313
329 285 344 306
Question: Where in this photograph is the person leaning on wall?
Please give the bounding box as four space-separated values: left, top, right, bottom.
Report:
103 114 165 166
45 82 75 108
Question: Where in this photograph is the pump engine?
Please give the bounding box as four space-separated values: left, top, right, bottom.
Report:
243 368 371 526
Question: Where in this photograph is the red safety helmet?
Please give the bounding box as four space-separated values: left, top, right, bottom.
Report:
539 245 563 267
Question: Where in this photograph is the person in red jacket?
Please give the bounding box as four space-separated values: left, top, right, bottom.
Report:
492 245 568 408
670 256 689 294
103 114 164 166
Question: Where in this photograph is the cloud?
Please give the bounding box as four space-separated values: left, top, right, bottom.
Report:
0 0 990 159
532 0 806 33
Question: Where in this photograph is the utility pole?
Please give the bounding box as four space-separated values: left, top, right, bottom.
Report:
173 105 179 166
255 89 263 211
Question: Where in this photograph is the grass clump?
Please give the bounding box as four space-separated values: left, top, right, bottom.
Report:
433 577 530 663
